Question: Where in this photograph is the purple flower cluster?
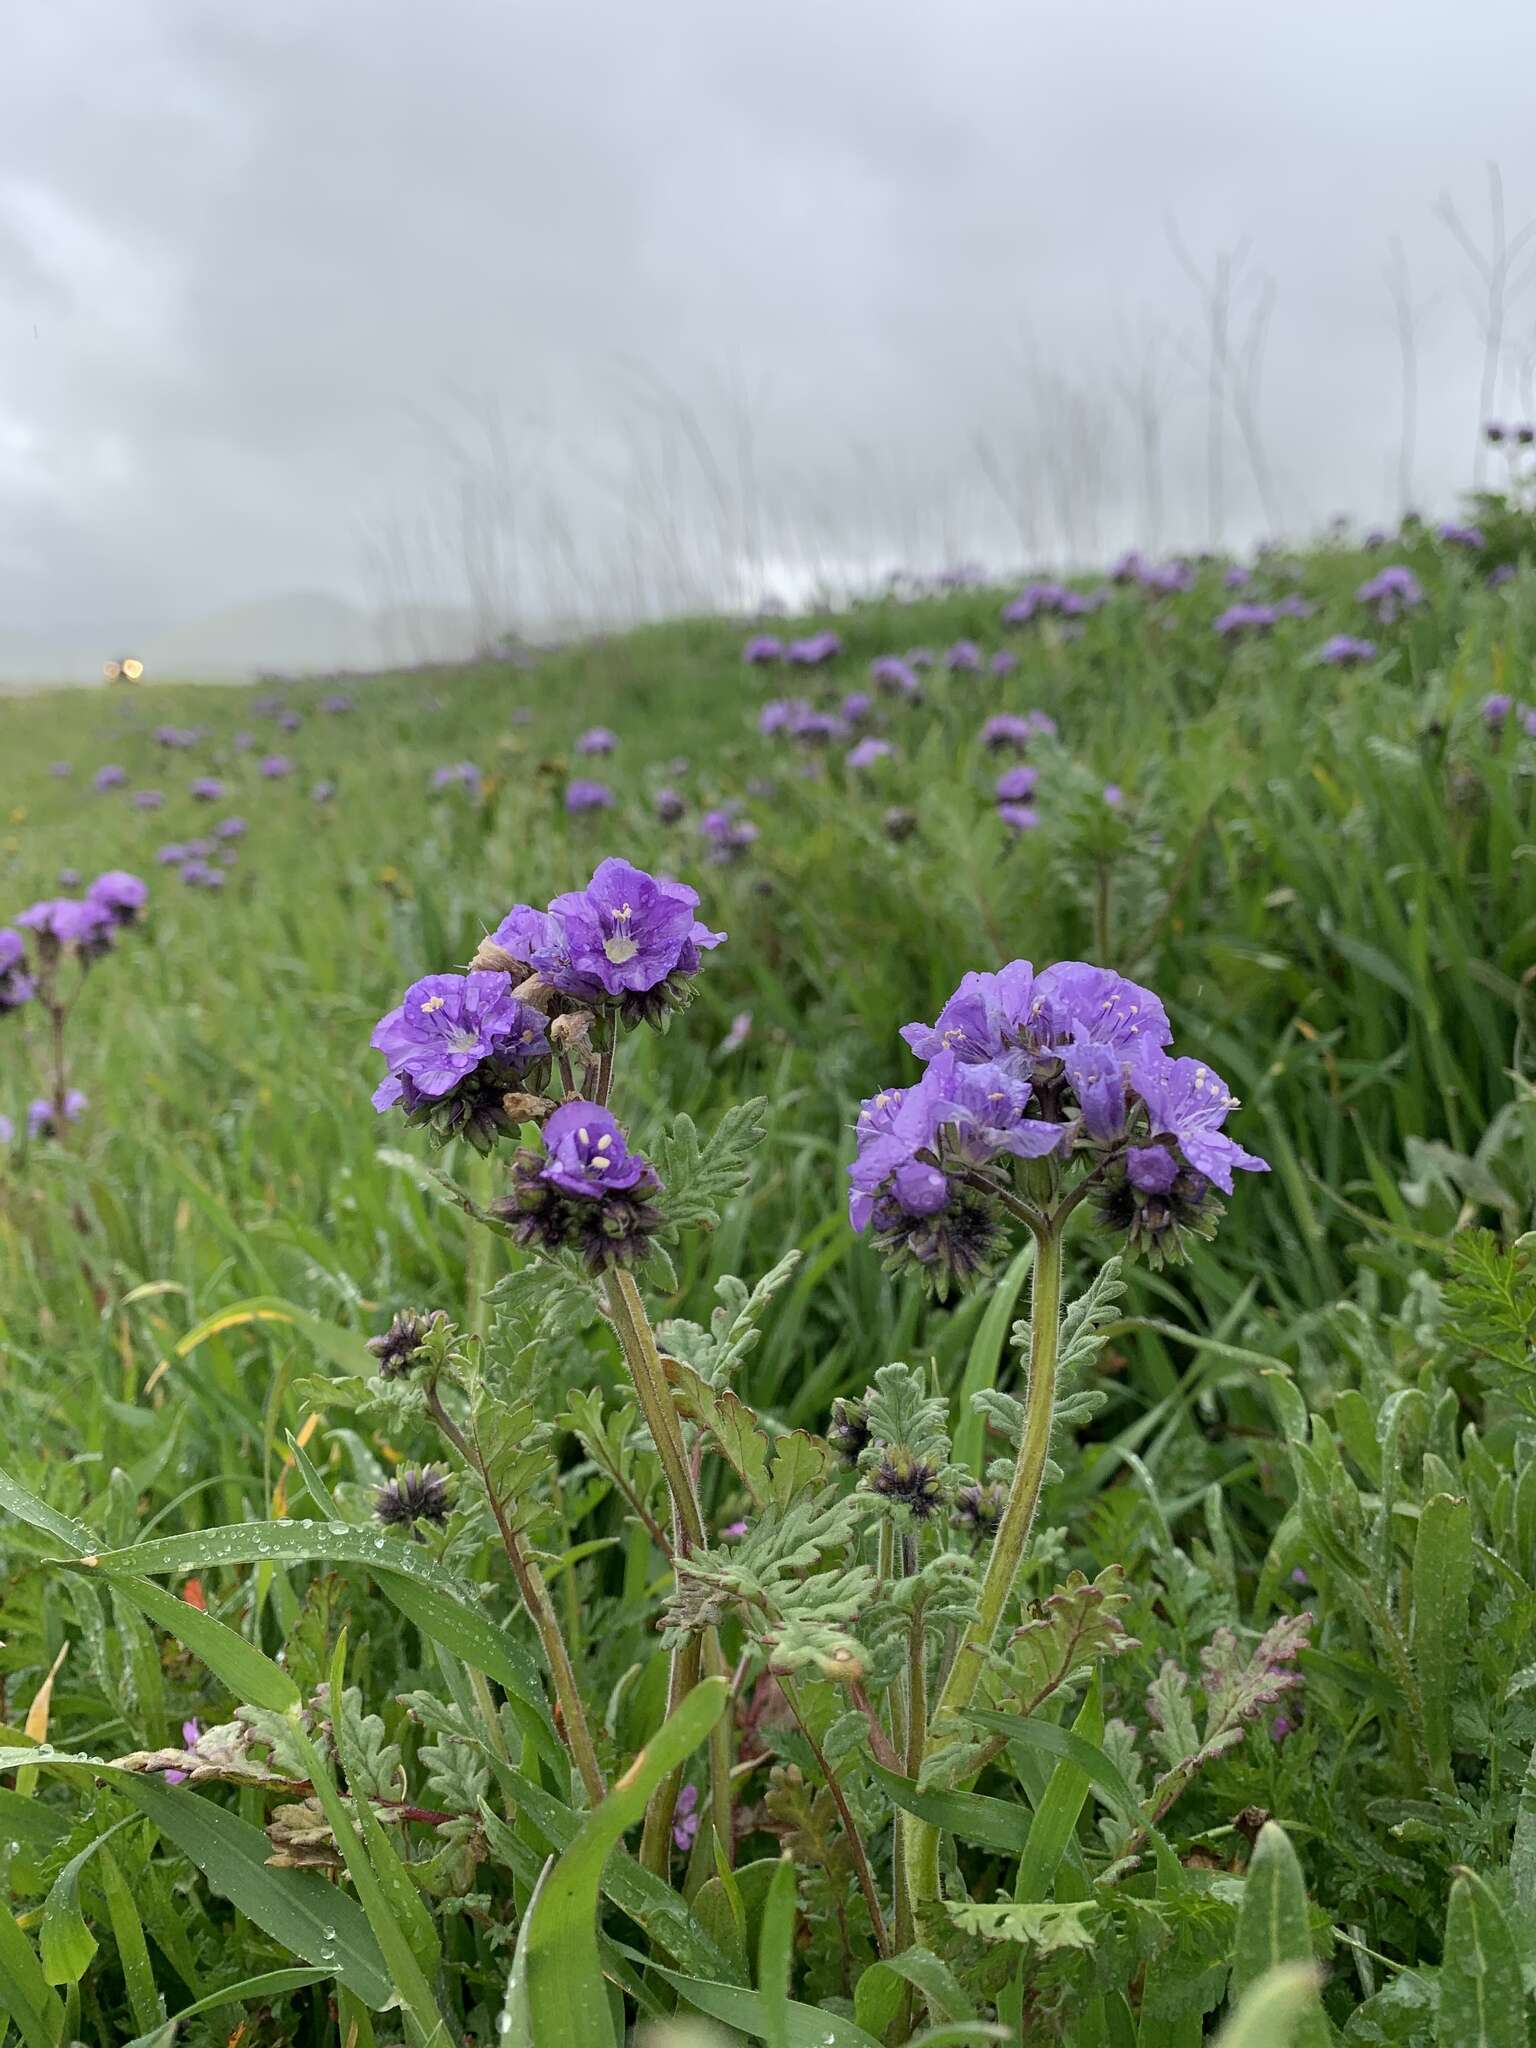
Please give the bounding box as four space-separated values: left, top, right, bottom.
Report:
699 805 759 862
1356 565 1423 622
869 657 922 701
565 778 614 815
370 971 551 1149
1437 520 1485 549
1481 693 1536 738
431 762 480 792
488 856 724 1025
94 766 128 793
982 712 1055 754
742 634 784 665
849 959 1266 1284
787 631 842 667
0 928 34 1011
575 726 617 757
1315 634 1378 667
499 1099 664 1271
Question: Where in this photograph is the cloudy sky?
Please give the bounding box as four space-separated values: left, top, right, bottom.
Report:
5 1 1536 669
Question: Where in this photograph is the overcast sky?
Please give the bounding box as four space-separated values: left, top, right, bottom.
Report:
5 1 1536 664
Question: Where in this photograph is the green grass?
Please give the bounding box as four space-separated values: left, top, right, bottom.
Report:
1 533 1535 2042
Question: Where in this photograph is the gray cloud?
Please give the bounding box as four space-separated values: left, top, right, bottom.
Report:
5 0 1536 670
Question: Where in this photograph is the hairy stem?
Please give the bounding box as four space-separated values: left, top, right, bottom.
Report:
781 1675 890 1958
427 1387 606 1805
906 1224 1065 1918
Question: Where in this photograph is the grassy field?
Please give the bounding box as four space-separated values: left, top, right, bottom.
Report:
1 527 1535 2044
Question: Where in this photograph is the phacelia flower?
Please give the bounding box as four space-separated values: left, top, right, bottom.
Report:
0 928 34 1011
376 1464 451 1528
869 1450 943 1519
322 693 354 713
17 897 115 959
28 1090 88 1139
564 778 614 815
1437 520 1484 549
671 1782 701 1852
699 806 759 862
576 726 617 756
998 802 1038 834
945 639 982 673
742 634 784 665
190 777 225 802
215 816 248 840
870 655 921 700
787 631 842 667
499 1100 664 1270
990 650 1019 677
156 843 188 866
311 780 336 803
901 959 1171 1075
259 754 294 779
49 761 72 778
370 972 551 1149
277 711 302 732
431 762 480 791
502 857 725 1023
982 714 1033 753
1103 783 1124 808
846 737 894 771
1356 565 1423 620
1317 634 1377 667
133 790 165 811
841 689 873 722
952 1480 1007 1540
1125 1042 1269 1196
94 765 128 792
1214 602 1279 638
181 862 225 889
995 765 1038 804
85 870 149 927
653 786 686 823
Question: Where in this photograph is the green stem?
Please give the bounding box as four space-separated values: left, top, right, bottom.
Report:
905 1223 1065 1919
781 1675 890 1958
893 1541 927 1965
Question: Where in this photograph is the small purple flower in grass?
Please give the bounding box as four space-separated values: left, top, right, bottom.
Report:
432 762 480 791
0 928 34 1011
1224 566 1252 589
18 897 116 958
653 786 686 823
86 870 149 927
154 725 196 749
870 655 921 699
564 778 614 815
840 689 873 723
742 633 783 665
981 714 1032 752
1316 634 1377 667
1214 602 1279 638
576 726 617 756
788 630 842 667
906 647 936 671
1437 520 1485 549
672 1782 700 1852
1103 783 1124 808
132 789 165 811
1489 564 1517 589
181 862 225 889
990 650 1019 677
233 730 255 751
1481 692 1516 731
190 777 225 802
156 843 188 866
0 1114 10 1142
278 710 302 732
49 761 72 779
94 765 128 792
720 1518 748 1540
998 803 1038 833
995 765 1038 804
322 693 354 713
164 1718 203 1783
58 869 79 888
259 754 294 779
215 816 247 840
1356 565 1423 621
699 806 758 862
846 737 893 771
945 639 982 674
28 1091 88 1139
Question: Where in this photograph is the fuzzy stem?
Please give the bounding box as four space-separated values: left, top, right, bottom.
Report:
427 1386 606 1806
780 1675 890 1958
892 1539 927 1966
905 1223 1065 1919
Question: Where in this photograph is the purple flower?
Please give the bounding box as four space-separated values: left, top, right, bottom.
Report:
181 862 225 889
998 803 1039 834
870 656 921 699
156 843 188 866
1224 566 1252 589
215 816 248 840
576 726 617 756
1102 783 1124 808
1489 564 1517 589
1127 1042 1269 1194
990 650 1019 677
1316 634 1377 667
1356 565 1423 620
154 725 197 749
653 786 686 823
699 806 759 862
311 780 336 803
86 870 149 926
1437 520 1484 549
742 634 784 665
49 761 72 779
537 857 725 1003
945 640 983 674
233 731 255 751
93 766 128 792
371 972 550 1122
564 778 614 815
17 897 115 956
902 960 1171 1071
538 1100 653 1197
671 1782 700 1853
1213 602 1279 638
0 1113 11 1142
994 765 1038 804
132 790 165 811
259 755 294 779
906 647 936 671
982 714 1033 752
28 1090 87 1139
278 711 303 732
787 630 842 667
1001 580 1072 626
190 777 225 802
431 762 480 791
323 693 354 713
1481 692 1516 731
840 690 874 723
1062 1039 1129 1141
847 737 894 771
0 928 34 1011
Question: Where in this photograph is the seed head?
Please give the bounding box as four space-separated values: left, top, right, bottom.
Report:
366 1308 441 1379
375 1464 451 1528
869 1449 943 1519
